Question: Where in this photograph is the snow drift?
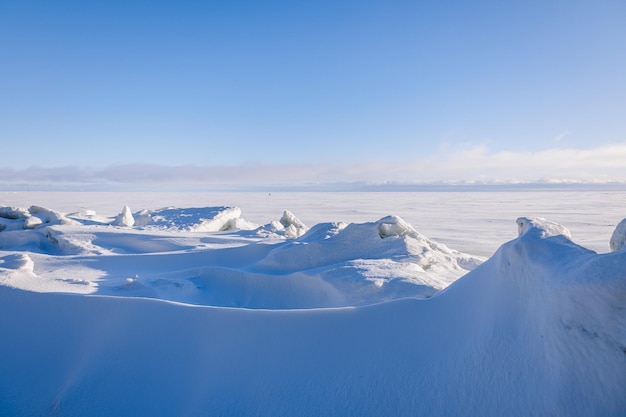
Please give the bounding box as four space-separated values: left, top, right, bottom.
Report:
0 205 482 307
0 203 625 416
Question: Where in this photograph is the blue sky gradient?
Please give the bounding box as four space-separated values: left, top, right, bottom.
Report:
1 0 625 185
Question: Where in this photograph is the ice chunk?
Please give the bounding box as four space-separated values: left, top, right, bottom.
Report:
0 206 29 220
377 215 418 239
29 206 76 226
113 205 135 227
132 206 244 232
516 217 572 240
279 210 308 238
609 218 626 252
23 216 43 229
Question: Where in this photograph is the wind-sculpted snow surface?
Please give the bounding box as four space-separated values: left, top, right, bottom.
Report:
0 205 482 306
0 205 624 416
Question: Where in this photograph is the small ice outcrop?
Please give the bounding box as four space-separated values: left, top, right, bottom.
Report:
133 209 152 227
23 216 43 229
377 215 418 239
516 217 572 240
0 205 76 229
609 218 626 252
29 206 76 226
254 211 310 239
189 207 243 232
124 274 140 287
131 207 245 232
0 207 29 220
113 205 135 227
280 210 308 238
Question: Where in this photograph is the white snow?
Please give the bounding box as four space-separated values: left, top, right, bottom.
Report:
279 209 309 237
610 217 626 252
516 216 573 239
112 205 135 227
0 193 624 416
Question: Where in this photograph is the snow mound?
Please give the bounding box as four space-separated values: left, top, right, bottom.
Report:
133 206 249 232
254 210 309 238
29 205 77 226
113 212 479 305
424 217 626 415
112 205 135 227
516 216 572 239
377 214 417 238
279 210 308 237
0 205 77 231
0 206 29 220
0 205 90 254
609 218 626 252
244 215 484 303
257 215 481 274
0 205 483 306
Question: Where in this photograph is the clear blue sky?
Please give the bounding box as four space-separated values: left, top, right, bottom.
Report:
1 0 625 185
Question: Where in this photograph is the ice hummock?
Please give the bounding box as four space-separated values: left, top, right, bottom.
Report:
112 205 135 227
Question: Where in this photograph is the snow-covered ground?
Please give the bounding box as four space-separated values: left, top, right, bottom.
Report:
2 190 623 256
0 191 625 416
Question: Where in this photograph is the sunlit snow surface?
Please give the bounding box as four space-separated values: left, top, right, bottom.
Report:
0 204 481 307
0 191 625 416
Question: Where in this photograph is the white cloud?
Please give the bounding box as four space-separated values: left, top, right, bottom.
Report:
1 144 626 189
427 143 626 182
553 130 571 143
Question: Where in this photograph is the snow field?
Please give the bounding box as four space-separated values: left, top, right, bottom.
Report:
0 196 624 416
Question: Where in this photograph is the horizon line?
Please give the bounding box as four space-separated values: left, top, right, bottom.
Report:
2 181 625 193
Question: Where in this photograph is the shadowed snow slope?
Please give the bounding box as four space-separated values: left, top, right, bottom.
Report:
0 210 625 416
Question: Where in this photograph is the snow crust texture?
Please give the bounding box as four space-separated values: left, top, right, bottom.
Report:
0 205 625 416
